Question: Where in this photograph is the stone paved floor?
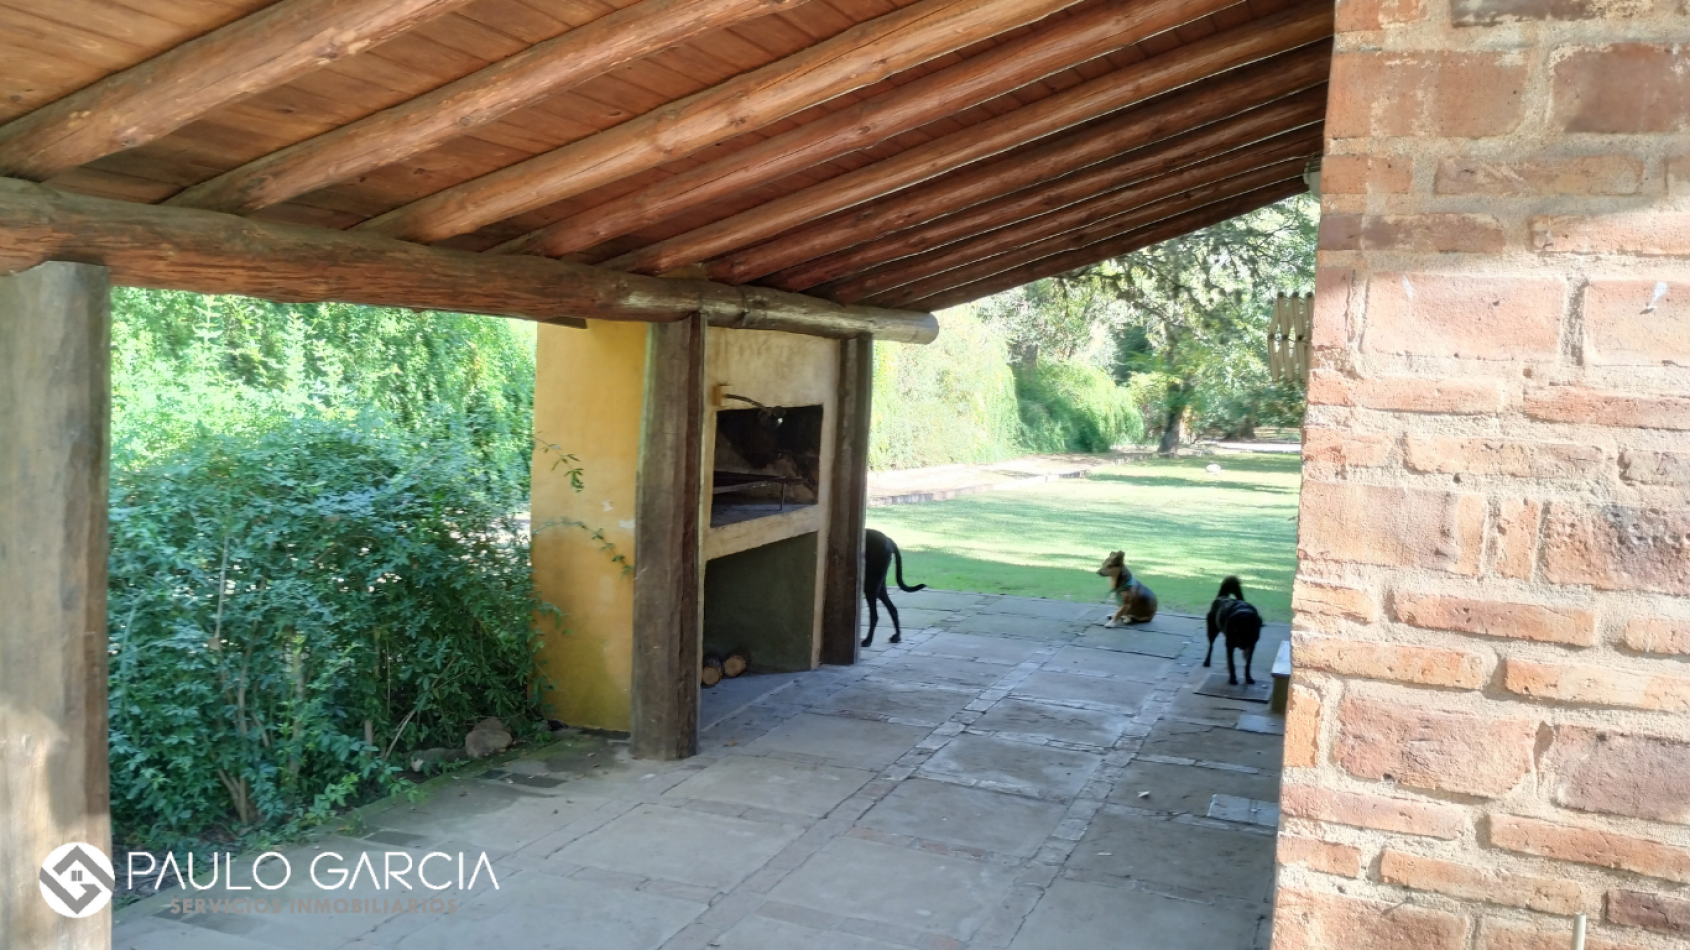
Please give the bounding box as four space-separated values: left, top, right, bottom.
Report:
113 592 1290 950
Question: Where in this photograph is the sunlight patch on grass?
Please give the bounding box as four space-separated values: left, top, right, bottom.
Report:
868 454 1302 621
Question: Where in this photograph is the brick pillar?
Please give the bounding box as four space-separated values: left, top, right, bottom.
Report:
1276 3 1690 949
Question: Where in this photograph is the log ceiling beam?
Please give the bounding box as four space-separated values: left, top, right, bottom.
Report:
609 2 1331 280
495 0 1246 259
783 86 1327 293
827 126 1322 304
906 179 1306 311
864 165 1308 309
169 0 796 216
0 179 936 343
0 0 472 181
355 0 1089 243
693 35 1333 285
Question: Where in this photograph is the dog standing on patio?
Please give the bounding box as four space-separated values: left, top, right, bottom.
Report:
1205 575 1263 685
861 529 927 648
1096 551 1157 626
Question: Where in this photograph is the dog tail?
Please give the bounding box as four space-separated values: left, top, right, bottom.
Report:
1218 575 1244 600
891 540 927 593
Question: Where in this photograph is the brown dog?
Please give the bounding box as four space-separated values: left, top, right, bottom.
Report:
1097 552 1157 626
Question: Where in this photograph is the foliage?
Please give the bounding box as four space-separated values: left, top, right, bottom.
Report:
869 308 1022 470
867 453 1303 621
107 291 549 852
1013 360 1144 453
972 277 1126 367
1086 194 1319 450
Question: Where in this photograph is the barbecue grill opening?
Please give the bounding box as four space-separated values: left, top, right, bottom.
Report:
711 403 822 528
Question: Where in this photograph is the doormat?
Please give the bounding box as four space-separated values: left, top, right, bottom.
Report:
1194 673 1271 703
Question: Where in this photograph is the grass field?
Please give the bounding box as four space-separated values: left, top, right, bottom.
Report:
866 453 1302 621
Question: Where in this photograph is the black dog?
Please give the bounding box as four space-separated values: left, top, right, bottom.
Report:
861 529 926 647
1205 576 1263 685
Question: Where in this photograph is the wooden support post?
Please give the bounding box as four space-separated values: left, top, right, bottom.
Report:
0 261 112 947
631 315 707 759
820 335 874 666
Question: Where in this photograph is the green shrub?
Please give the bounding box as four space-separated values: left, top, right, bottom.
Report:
108 413 548 850
1014 360 1144 453
870 309 1022 470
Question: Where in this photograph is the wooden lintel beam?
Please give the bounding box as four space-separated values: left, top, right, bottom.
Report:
866 166 1308 309
495 0 1245 258
356 0 1088 243
609 2 1333 280
0 0 471 181
911 180 1306 311
0 179 936 343
170 0 794 215
697 38 1333 286
830 127 1322 304
789 88 1327 294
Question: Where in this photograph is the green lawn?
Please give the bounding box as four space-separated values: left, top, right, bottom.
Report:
867 454 1302 622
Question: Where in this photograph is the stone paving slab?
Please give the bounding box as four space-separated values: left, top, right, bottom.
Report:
114 589 1285 950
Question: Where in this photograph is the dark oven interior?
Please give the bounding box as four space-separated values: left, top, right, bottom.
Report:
711 403 822 528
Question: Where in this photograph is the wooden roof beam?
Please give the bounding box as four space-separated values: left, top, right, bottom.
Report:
726 43 1331 289
865 162 1308 308
0 0 473 181
357 0 1091 243
496 0 1248 259
607 2 1333 279
910 180 1305 310
170 0 797 215
828 126 1322 304
0 179 935 343
781 85 1327 293
702 40 1331 285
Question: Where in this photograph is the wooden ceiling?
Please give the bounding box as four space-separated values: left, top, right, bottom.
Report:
0 0 1331 315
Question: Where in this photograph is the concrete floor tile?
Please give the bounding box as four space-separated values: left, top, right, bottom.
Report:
1107 759 1280 814
976 597 1099 621
816 681 976 725
859 606 958 631
1142 720 1284 772
970 698 1134 749
918 734 1101 801
914 632 1046 665
877 653 1012 688
1044 645 1174 683
392 872 703 950
551 804 801 889
665 755 874 817
1071 628 1189 658
116 921 301 950
1009 877 1264 950
745 713 930 770
1010 670 1152 713
713 915 904 950
1067 811 1276 903
701 672 802 730
370 787 601 852
768 836 1017 940
895 590 988 611
955 614 1079 640
858 778 1066 857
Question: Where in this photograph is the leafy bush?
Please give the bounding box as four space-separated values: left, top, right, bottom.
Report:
870 309 1022 470
1014 360 1144 453
107 291 547 851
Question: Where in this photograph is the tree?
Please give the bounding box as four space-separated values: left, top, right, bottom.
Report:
1070 194 1318 453
972 273 1127 369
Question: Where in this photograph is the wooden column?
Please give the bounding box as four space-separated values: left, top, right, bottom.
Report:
0 261 112 947
630 314 707 759
820 335 874 666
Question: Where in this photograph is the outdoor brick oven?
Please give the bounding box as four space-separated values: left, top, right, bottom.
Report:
529 322 846 733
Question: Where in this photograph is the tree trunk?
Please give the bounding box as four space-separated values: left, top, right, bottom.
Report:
1157 403 1184 455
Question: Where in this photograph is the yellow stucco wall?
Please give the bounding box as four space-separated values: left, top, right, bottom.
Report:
531 321 645 732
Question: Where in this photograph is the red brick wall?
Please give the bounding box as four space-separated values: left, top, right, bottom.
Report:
1277 0 1690 946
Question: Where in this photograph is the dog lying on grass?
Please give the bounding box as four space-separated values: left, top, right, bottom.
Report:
1096 551 1157 626
861 529 927 648
1205 575 1263 685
